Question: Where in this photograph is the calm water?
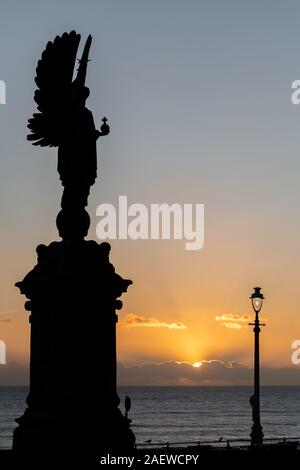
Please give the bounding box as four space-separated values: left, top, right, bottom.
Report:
1 386 300 449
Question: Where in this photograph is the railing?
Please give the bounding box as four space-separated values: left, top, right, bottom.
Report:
135 436 300 450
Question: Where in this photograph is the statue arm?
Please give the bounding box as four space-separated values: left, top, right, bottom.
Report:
95 117 110 140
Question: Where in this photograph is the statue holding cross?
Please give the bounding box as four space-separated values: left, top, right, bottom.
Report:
27 31 110 239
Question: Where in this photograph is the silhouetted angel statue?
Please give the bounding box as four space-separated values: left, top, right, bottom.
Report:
27 31 109 227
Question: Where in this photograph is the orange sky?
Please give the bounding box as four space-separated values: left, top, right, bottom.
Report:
1 232 298 380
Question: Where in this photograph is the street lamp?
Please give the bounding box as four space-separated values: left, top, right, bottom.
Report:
249 287 265 446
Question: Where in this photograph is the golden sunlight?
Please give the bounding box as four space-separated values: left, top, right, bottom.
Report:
193 362 202 368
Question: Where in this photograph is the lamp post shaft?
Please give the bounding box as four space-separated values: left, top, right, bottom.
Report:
250 312 264 445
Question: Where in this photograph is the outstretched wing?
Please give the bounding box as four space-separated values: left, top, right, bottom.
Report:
27 31 81 147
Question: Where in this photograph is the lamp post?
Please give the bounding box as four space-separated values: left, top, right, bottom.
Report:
249 287 265 446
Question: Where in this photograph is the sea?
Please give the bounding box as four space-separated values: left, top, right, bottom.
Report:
1 386 300 449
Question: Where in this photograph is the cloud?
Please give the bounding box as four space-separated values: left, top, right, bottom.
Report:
122 314 187 330
222 322 243 330
118 360 300 386
0 310 19 322
0 311 18 315
215 313 252 330
0 362 29 385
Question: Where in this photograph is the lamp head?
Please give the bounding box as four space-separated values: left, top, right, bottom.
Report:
250 287 264 314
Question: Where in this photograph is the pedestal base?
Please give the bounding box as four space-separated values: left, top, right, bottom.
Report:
13 240 135 453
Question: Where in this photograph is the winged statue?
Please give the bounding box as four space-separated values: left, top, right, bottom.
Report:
27 31 109 217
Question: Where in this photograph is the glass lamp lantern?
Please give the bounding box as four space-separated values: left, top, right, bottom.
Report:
250 287 264 314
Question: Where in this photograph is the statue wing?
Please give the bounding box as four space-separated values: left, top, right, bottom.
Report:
27 31 81 147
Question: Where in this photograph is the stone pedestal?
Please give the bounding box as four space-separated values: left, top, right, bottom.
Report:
13 240 135 453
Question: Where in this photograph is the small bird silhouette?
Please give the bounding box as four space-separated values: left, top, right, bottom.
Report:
145 439 152 444
125 396 131 420
125 396 131 412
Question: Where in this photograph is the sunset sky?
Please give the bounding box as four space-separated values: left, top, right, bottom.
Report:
1 1 300 385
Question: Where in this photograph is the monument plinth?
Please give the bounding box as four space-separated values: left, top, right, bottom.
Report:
13 31 135 453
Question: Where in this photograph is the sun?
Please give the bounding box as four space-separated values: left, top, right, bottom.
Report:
193 362 202 368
